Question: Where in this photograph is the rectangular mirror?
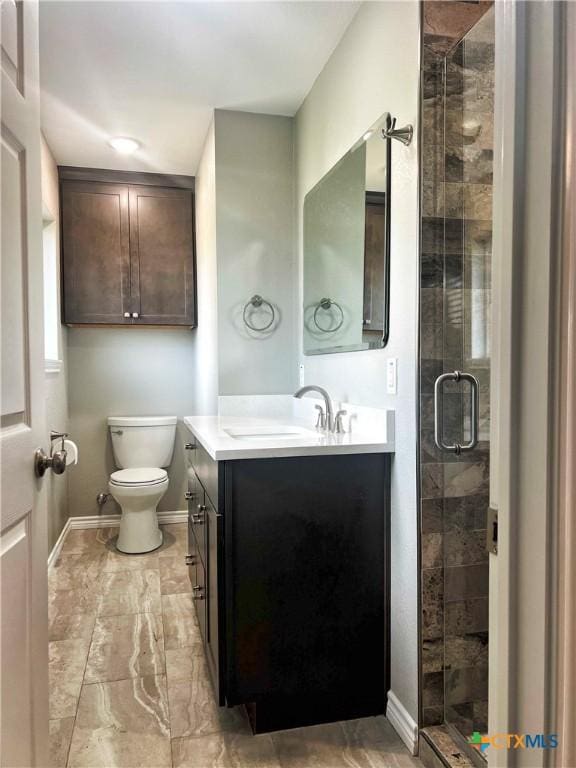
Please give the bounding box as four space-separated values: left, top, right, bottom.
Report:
303 112 390 355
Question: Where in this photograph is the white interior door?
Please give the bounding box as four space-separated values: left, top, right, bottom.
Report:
1 1 49 765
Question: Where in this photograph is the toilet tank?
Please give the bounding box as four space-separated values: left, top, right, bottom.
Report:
108 416 177 469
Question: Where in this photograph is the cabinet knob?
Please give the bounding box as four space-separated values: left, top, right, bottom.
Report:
132 312 139 319
185 491 194 500
185 442 194 450
123 312 131 318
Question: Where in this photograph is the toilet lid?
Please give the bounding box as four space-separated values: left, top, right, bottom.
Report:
110 468 167 486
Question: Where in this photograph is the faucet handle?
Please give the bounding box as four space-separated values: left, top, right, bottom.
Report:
314 404 326 430
334 409 347 434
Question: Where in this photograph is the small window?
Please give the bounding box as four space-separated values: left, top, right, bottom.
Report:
42 207 61 372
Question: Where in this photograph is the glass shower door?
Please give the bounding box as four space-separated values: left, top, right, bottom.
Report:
440 7 494 746
419 2 494 759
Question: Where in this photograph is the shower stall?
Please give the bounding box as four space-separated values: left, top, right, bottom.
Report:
419 2 494 762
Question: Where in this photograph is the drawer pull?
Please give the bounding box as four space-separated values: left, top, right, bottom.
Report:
191 514 204 524
185 442 195 450
185 554 195 566
185 491 194 500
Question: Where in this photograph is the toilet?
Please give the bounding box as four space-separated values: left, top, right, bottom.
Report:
108 416 177 553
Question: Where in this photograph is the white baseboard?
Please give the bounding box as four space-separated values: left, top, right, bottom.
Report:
66 510 188 529
47 518 72 569
386 690 418 755
47 510 187 567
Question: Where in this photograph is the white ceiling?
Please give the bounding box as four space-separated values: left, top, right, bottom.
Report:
39 1 360 175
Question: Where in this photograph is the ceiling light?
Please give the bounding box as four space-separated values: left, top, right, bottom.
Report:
363 130 374 142
108 137 140 155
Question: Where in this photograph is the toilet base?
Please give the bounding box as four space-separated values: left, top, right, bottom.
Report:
116 507 164 554
109 473 169 555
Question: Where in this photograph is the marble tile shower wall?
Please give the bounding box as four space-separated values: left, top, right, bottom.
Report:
420 16 493 737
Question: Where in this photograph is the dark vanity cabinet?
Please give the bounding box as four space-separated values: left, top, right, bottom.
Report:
59 168 196 326
185 433 391 733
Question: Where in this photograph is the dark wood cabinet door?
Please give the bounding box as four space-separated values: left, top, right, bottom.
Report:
61 181 131 324
192 557 207 642
225 454 387 714
128 185 196 326
187 467 202 584
205 498 224 704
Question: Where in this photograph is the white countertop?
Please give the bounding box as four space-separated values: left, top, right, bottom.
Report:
183 407 395 461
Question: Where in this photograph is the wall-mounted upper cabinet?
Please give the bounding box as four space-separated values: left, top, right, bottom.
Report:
59 168 196 327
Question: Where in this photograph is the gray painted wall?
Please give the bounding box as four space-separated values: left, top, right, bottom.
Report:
65 111 296 521
194 120 219 415
295 1 420 722
67 328 195 517
214 110 296 396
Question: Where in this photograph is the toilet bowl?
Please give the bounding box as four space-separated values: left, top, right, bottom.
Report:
108 416 177 554
109 468 169 553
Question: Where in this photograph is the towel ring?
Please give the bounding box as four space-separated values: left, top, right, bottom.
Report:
313 298 344 333
243 295 275 332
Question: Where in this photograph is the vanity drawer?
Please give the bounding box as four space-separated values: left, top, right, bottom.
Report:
191 557 207 644
187 467 206 564
184 436 197 467
190 498 206 566
191 440 220 510
187 513 199 581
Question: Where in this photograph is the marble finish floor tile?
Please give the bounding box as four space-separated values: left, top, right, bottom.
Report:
49 639 91 719
67 675 171 768
50 717 75 768
165 645 205 684
162 593 202 649
272 718 422 768
159 556 192 595
84 613 165 683
96 569 161 616
103 547 160 572
172 732 281 768
49 613 96 643
50 552 106 591
341 718 423 766
50 525 423 768
60 528 116 555
49 587 100 622
167 654 249 739
50 677 85 722
161 523 187 539
158 525 188 560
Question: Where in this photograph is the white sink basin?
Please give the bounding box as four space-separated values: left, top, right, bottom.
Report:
224 425 318 441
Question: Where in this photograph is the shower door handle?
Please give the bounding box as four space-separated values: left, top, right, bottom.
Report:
433 371 480 454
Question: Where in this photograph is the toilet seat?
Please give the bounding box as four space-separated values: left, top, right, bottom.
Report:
110 467 167 487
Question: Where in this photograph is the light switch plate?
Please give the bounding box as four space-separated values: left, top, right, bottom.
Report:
386 358 397 394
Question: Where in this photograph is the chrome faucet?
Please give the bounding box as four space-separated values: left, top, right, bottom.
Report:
294 385 335 433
